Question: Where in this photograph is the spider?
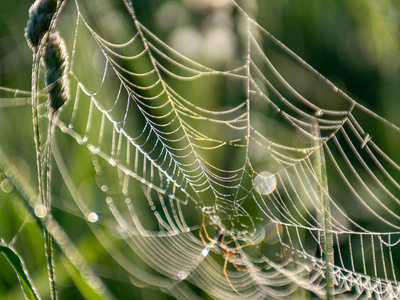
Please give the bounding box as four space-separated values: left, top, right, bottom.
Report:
199 214 255 295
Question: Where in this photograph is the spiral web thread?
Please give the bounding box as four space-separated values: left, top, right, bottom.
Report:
2 0 400 299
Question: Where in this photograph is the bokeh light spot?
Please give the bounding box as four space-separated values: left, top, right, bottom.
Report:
254 171 277 195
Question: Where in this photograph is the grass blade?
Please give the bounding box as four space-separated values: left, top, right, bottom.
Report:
0 243 40 300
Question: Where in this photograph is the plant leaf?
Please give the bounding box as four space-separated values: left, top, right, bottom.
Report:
0 242 40 300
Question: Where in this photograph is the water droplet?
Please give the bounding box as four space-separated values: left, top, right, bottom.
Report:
299 149 308 154
108 158 117 166
88 212 99 223
254 172 277 195
201 247 210 257
88 145 96 153
315 110 323 117
101 185 108 192
178 270 189 280
34 204 47 218
1 179 13 193
79 137 88 145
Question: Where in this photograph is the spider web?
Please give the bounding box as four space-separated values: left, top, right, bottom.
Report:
1 0 400 299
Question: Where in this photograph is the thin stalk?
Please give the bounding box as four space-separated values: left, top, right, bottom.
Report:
31 52 45 211
313 123 334 299
31 49 57 300
28 2 70 298
46 117 57 300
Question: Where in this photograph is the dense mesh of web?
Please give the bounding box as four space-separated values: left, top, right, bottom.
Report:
2 0 400 299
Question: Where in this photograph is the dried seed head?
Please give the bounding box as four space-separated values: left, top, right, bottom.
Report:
25 0 58 51
43 31 69 113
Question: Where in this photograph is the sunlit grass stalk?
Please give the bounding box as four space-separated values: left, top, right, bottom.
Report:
29 26 56 300
313 123 334 299
46 125 57 300
31 46 58 300
26 1 69 298
43 32 69 300
30 37 57 300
